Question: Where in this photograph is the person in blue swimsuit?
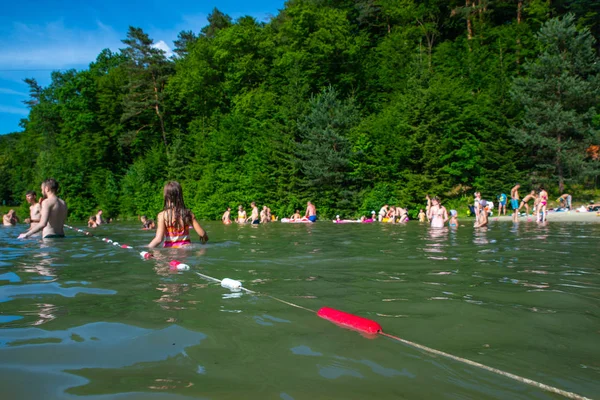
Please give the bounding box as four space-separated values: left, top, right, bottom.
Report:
497 193 507 216
304 201 317 222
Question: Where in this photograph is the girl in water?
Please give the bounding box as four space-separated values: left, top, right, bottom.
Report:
148 181 208 248
427 197 448 228
449 210 459 227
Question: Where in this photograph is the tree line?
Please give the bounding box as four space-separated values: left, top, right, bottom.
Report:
0 0 598 220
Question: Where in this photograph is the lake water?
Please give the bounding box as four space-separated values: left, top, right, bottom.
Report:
0 221 598 399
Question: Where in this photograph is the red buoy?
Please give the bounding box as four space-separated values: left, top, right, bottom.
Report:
317 307 382 334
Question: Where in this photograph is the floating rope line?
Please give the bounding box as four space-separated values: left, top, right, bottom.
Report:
63 224 590 400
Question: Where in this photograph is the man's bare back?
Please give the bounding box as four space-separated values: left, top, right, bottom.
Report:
19 179 67 239
40 196 67 237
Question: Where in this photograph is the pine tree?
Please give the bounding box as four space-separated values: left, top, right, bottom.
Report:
510 14 600 191
121 27 174 154
296 86 359 213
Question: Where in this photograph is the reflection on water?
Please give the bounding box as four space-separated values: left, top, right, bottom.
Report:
0 222 599 399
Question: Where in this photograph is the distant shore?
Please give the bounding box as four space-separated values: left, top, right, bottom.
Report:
489 210 600 223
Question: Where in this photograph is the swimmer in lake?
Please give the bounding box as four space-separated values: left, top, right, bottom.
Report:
449 210 458 227
148 181 208 248
3 209 19 226
304 201 317 222
237 205 247 224
87 215 98 228
18 178 67 239
260 206 269 224
427 197 448 228
290 209 302 220
248 202 260 224
141 215 156 229
222 207 232 225
24 191 41 226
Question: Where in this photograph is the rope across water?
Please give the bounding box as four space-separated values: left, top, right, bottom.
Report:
62 224 591 400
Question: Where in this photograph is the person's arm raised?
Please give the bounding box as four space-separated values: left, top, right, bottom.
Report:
148 212 165 248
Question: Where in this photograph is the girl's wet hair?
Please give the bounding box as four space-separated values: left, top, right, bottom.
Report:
163 181 192 229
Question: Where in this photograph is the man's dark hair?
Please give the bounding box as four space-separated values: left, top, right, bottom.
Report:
26 190 36 197
43 178 59 193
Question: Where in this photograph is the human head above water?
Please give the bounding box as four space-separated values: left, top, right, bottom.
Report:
163 181 186 209
42 178 59 195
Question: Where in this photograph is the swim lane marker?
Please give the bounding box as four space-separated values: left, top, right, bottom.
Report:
62 224 590 400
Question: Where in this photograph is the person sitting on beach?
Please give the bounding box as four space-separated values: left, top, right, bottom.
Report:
518 190 537 216
418 209 426 222
304 201 317 222
141 215 156 229
222 207 232 225
290 209 301 220
24 191 41 225
148 181 208 248
18 178 67 239
88 216 98 228
556 193 572 210
248 202 260 224
260 206 269 224
427 197 448 228
449 210 458 227
237 205 247 224
3 209 19 226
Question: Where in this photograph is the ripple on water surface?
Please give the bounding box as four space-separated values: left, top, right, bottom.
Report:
0 221 598 399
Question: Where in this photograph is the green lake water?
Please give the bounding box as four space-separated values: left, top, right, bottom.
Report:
0 221 598 399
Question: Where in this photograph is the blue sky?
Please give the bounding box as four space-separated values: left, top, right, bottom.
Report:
0 0 285 135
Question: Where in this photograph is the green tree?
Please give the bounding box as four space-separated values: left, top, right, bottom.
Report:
510 14 600 191
121 27 174 155
296 86 359 214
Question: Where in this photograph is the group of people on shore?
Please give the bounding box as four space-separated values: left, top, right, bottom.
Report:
507 184 556 222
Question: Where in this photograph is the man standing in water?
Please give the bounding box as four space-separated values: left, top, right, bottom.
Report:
248 202 260 224
24 191 41 226
304 201 317 222
18 179 67 239
510 184 520 221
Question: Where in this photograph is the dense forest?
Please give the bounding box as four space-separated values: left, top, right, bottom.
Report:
0 0 599 220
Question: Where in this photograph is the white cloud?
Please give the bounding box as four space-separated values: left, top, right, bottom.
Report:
0 105 29 116
0 88 28 96
152 40 173 58
0 19 121 70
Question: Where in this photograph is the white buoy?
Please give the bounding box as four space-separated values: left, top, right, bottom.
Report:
169 260 190 271
221 278 242 290
140 251 153 260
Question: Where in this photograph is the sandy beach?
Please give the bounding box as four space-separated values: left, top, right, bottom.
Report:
490 210 600 223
